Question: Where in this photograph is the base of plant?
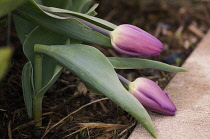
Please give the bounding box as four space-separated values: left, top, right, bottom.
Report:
33 98 43 127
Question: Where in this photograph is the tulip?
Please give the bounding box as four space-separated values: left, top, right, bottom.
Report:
37 7 162 56
110 24 163 56
129 77 176 116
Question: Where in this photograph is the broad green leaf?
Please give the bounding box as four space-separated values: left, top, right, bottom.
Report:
0 0 28 17
34 0 42 5
42 0 72 10
23 27 68 98
15 1 112 47
86 3 98 16
34 44 156 137
108 57 187 72
13 0 44 44
42 0 95 13
0 47 13 81
22 62 33 118
23 27 68 65
13 15 36 43
70 0 92 13
36 3 117 30
36 64 63 98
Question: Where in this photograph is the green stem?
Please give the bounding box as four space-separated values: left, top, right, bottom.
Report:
33 54 43 127
33 98 43 127
34 54 43 93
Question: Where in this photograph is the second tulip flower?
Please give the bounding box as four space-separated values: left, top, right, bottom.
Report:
129 77 176 116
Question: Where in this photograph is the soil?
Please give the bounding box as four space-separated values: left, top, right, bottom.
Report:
0 0 209 139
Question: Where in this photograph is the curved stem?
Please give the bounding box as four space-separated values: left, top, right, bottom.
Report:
117 74 131 86
73 17 111 36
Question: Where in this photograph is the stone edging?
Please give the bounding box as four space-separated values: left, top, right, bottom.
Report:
128 30 210 139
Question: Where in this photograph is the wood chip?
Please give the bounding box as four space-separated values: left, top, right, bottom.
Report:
78 122 129 132
8 120 12 139
188 24 205 38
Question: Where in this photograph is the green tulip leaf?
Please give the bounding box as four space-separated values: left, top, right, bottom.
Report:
34 0 42 5
42 0 94 14
108 57 187 72
42 0 73 10
69 0 92 13
36 63 63 98
34 44 156 138
36 3 117 30
13 15 37 43
0 0 28 17
14 1 112 47
86 3 99 16
13 0 46 44
23 27 68 99
22 62 33 118
0 47 13 81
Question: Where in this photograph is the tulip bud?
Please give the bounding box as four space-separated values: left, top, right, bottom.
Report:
110 24 163 56
129 77 176 116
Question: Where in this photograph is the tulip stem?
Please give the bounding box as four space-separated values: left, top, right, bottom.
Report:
117 74 131 86
73 17 111 36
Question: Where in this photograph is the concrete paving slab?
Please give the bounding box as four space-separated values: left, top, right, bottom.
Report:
129 30 210 139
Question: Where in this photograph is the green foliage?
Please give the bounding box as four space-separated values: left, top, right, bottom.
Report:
22 27 67 118
13 15 36 43
34 0 43 5
34 44 156 137
2 0 187 137
86 3 98 16
108 57 187 72
14 0 98 44
38 3 116 30
0 47 13 81
68 0 92 13
14 1 112 47
0 0 28 17
42 0 94 13
19 0 101 125
42 0 73 9
22 62 33 117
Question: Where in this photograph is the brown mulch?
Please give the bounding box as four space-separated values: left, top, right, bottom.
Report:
0 0 210 138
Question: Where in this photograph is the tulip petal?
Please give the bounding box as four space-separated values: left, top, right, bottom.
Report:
111 40 141 56
110 24 163 56
144 106 175 116
122 24 162 47
130 77 177 116
134 78 176 111
132 88 175 116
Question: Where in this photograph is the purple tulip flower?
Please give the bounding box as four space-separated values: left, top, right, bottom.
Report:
129 77 176 116
110 24 163 56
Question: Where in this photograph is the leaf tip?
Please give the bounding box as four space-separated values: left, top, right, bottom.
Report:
152 132 157 138
147 125 157 138
180 68 188 72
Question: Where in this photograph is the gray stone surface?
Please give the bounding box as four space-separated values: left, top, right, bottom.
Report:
129 30 210 139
